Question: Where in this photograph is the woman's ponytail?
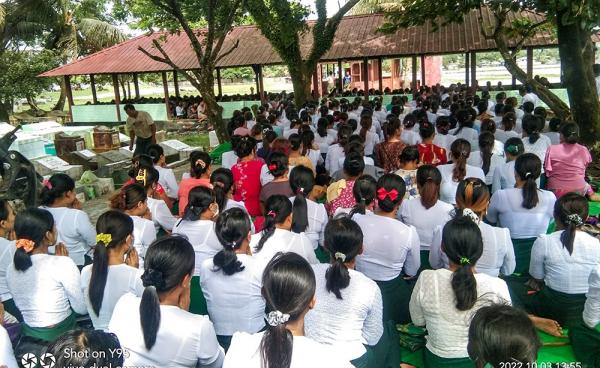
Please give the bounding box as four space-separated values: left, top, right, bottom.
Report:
359 115 372 142
289 166 314 234
515 153 541 209
139 283 161 350
478 132 495 175
14 208 54 272
324 217 363 300
257 195 292 253
554 193 588 255
213 208 250 275
349 175 377 217
451 139 471 182
210 168 234 211
417 165 442 209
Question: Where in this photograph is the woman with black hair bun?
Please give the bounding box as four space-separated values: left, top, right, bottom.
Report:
199 208 266 351
430 178 515 278
394 145 421 200
409 216 511 368
527 193 600 329
400 113 421 145
305 217 389 367
417 120 447 166
288 133 315 174
110 184 156 261
437 139 485 204
40 173 96 268
289 166 328 252
522 114 551 169
488 153 556 275
450 109 478 149
178 151 213 217
325 124 353 175
491 137 524 194
108 235 225 367
250 195 318 264
432 116 457 155
374 116 406 173
314 117 336 159
80 210 142 331
148 143 179 200
467 132 505 188
232 136 264 217
224 252 353 368
136 167 177 233
260 152 294 211
353 174 420 325
8 208 86 350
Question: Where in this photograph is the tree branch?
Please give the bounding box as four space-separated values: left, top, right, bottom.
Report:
210 0 243 62
215 39 239 63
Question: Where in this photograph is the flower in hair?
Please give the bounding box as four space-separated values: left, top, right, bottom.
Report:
195 159 206 169
136 169 147 186
96 233 112 245
459 257 470 265
268 164 277 172
567 213 584 226
267 210 276 218
377 188 398 201
16 239 35 253
141 268 166 289
266 310 290 327
42 179 52 190
334 252 346 262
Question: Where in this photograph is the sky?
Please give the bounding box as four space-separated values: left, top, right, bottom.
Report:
301 0 344 19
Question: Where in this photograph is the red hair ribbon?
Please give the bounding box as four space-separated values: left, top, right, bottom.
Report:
268 164 277 172
377 188 398 201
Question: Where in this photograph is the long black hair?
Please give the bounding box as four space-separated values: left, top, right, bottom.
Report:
188 151 211 179
210 168 234 211
147 144 164 164
324 217 363 299
233 136 257 158
504 137 524 158
89 211 133 316
257 195 292 253
267 151 289 178
110 184 147 211
289 166 313 234
180 186 215 223
317 117 328 138
515 153 541 209
376 174 406 213
40 173 75 206
450 139 471 182
260 252 316 368
553 193 588 255
13 208 55 272
478 132 495 175
44 329 124 368
453 109 473 136
560 122 579 144
442 216 483 311
139 235 195 350
417 165 442 209
522 115 542 145
468 305 541 368
349 175 377 217
213 208 251 276
343 152 365 178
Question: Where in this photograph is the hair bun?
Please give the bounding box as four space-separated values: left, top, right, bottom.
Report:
141 268 166 290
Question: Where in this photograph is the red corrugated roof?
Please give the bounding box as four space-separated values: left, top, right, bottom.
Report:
40 9 599 77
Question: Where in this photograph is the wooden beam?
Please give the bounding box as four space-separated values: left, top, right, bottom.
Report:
258 65 265 102
363 58 369 96
411 55 417 91
312 66 320 99
161 72 170 118
173 71 180 98
377 57 384 92
216 67 223 97
133 73 140 99
90 74 98 104
254 65 260 98
526 47 534 79
337 59 343 92
64 75 74 121
420 55 426 87
465 53 470 87
470 52 477 89
112 74 121 122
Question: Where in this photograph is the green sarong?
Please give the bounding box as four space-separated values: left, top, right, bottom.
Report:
2 298 23 322
314 246 330 264
569 322 600 367
351 320 401 368
419 250 431 273
375 274 413 325
423 348 474 368
511 237 537 276
189 276 208 315
525 287 586 329
21 313 77 342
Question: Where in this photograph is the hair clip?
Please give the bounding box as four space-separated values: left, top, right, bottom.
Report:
297 187 304 194
377 188 398 201
195 159 206 169
334 252 346 262
268 164 278 172
266 310 290 327
459 257 470 265
96 233 112 246
567 213 584 226
136 169 147 186
267 210 276 218
42 179 53 190
16 239 35 253
462 208 480 223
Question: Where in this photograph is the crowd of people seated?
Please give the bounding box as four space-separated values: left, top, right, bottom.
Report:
1 81 600 368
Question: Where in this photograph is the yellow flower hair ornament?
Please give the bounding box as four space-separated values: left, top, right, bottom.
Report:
136 169 147 186
96 233 112 246
15 239 35 253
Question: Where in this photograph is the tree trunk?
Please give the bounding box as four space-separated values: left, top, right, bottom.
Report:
288 63 313 107
0 101 10 122
52 79 66 112
26 96 40 112
197 67 228 143
556 16 600 148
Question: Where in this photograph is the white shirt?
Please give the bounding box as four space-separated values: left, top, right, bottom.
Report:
430 222 516 277
7 254 86 327
225 331 353 368
314 132 336 154
42 206 96 266
289 197 327 249
432 134 457 159
221 151 239 170
147 197 177 232
523 92 540 107
495 129 520 144
399 200 454 250
176 106 185 116
172 219 221 276
130 215 156 260
250 228 318 264
467 152 506 185
492 160 516 194
410 269 511 358
199 254 265 336
487 188 556 239
353 213 421 280
0 238 16 302
284 128 299 139
438 163 486 205
523 135 552 169
401 129 421 146
529 231 600 294
325 144 345 174
305 264 383 361
583 265 600 329
306 149 323 169
80 263 144 331
451 127 479 150
542 132 560 145
155 165 179 199
362 131 380 156
0 325 17 368
109 293 225 368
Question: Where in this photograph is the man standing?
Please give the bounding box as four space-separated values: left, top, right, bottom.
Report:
124 104 156 156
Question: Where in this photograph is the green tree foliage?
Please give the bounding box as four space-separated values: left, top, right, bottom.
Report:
379 0 600 145
246 0 361 106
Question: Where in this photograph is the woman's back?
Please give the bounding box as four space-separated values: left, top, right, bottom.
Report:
467 152 505 185
250 228 318 264
523 134 551 167
545 143 591 192
109 293 223 368
399 199 454 249
304 264 383 361
438 164 485 204
41 206 96 266
172 219 221 276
